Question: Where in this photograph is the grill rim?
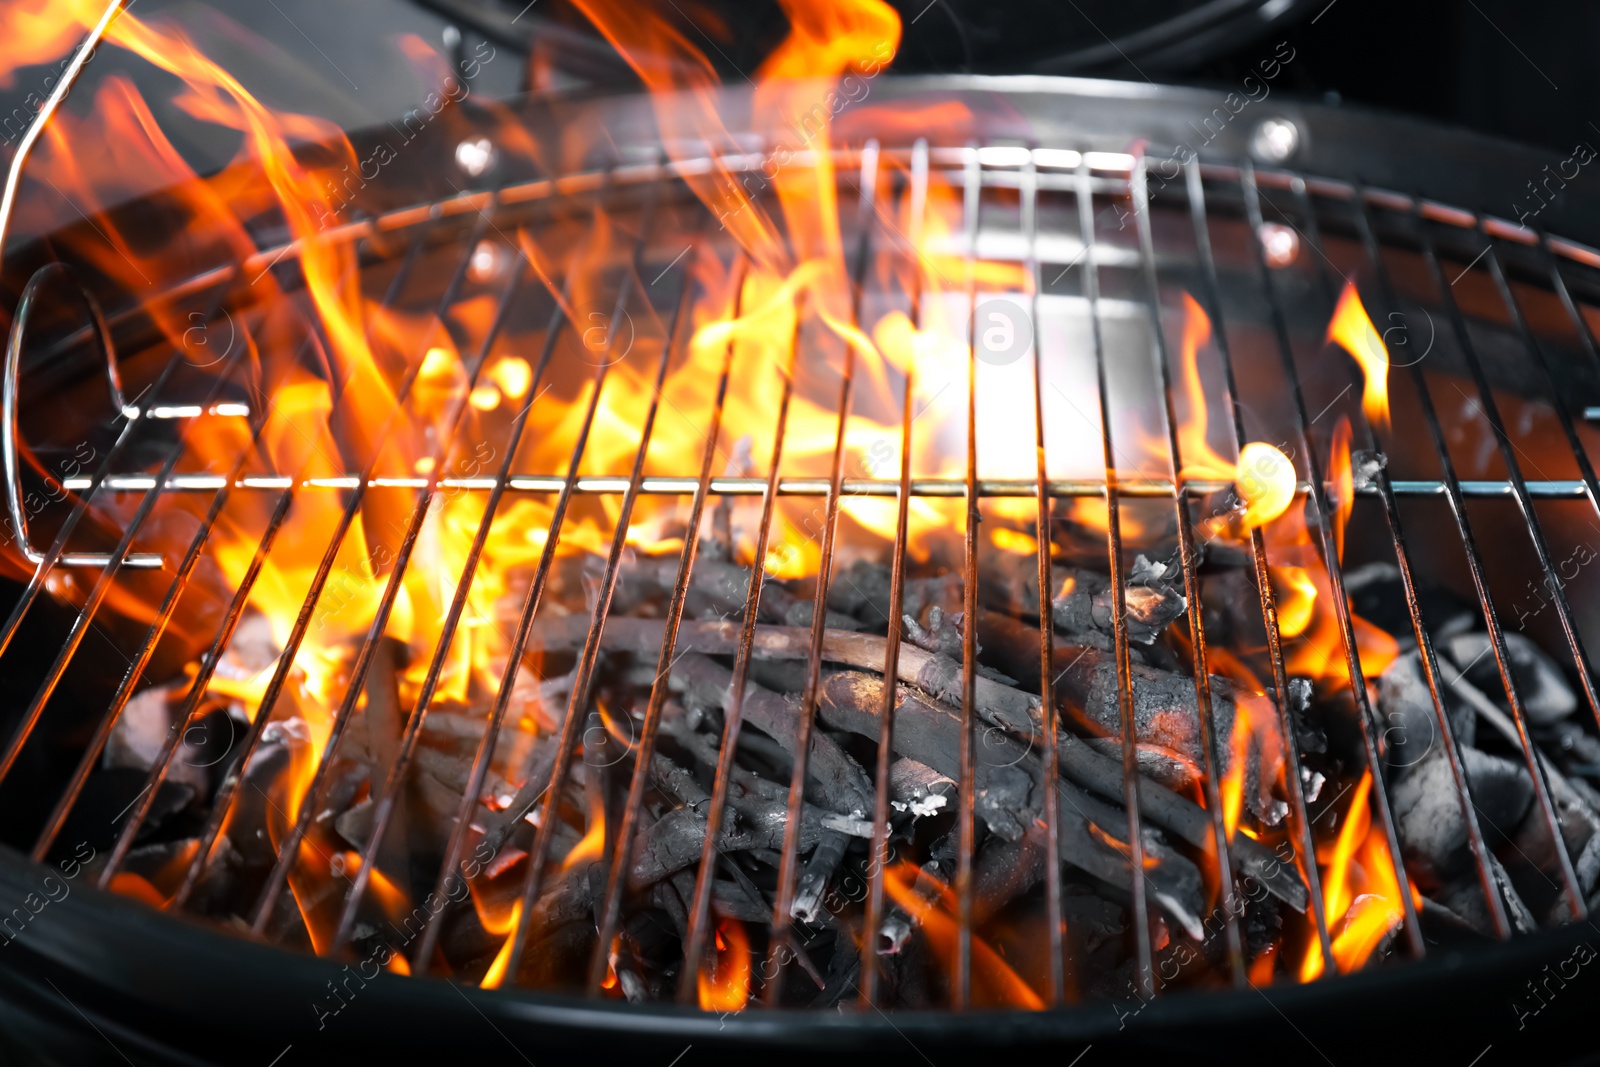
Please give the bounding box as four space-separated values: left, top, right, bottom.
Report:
0 843 1593 1059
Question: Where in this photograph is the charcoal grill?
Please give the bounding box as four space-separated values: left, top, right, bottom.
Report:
5 18 1600 1065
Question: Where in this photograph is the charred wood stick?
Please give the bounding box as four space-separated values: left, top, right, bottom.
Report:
521 616 1042 735
661 717 873 839
794 831 852 924
817 671 1307 911
816 672 1040 841
880 833 956 954
668 652 873 817
976 553 1187 644
619 558 861 631
1056 729 1306 910
521 618 1300 885
526 757 834 934
811 673 1202 933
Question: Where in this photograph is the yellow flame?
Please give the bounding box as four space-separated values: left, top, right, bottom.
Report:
1236 442 1297 529
1326 282 1391 433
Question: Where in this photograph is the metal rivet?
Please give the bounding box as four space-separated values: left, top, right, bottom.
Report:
1260 222 1300 268
1250 117 1300 164
455 137 496 178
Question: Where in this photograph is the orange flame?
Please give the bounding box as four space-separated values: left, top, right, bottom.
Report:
882 861 1044 1009
1326 283 1391 433
480 900 523 990
1300 770 1405 980
1273 566 1319 639
697 919 752 1012
1330 415 1354 564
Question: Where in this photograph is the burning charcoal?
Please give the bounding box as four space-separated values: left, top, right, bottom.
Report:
620 557 861 630
1082 737 1195 790
214 607 281 682
414 746 516 811
902 605 964 658
667 652 873 817
1435 852 1539 937
1050 646 1244 775
816 670 1307 909
827 560 962 627
888 758 954 818
972 550 1187 645
815 672 1039 842
1443 663 1600 868
794 831 851 923
1051 556 1187 646
334 798 376 851
521 615 1043 738
1343 561 1478 639
105 683 178 772
1392 747 1532 885
1444 631 1577 724
898 608 1016 685
879 833 957 954
103 682 209 794
1059 780 1207 941
1378 651 1474 778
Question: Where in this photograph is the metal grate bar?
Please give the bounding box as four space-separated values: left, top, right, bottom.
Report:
1348 189 1585 916
408 257 608 976
1184 159 1334 965
1479 231 1600 728
1022 152 1068 1004
98 479 297 887
328 259 564 958
1405 207 1589 915
1131 157 1246 985
0 296 244 788
500 177 676 982
1241 165 1425 960
246 239 526 935
860 138 929 1009
1290 179 1509 939
586 253 746 994
954 144 982 1009
1075 158 1156 1000
45 472 1597 500
676 297 803 1003
30 332 265 860
765 140 882 1004
95 238 424 887
169 218 483 910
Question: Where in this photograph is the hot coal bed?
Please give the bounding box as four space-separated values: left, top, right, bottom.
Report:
4 73 1600 1066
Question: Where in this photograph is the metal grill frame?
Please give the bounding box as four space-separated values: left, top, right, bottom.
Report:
1 72 1600 1052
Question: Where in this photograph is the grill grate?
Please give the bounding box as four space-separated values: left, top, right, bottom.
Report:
6 118 1600 1012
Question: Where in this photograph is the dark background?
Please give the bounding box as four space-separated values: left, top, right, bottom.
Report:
1190 0 1597 155
2 0 1593 170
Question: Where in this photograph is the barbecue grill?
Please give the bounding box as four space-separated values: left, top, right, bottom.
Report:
5 6 1600 1064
